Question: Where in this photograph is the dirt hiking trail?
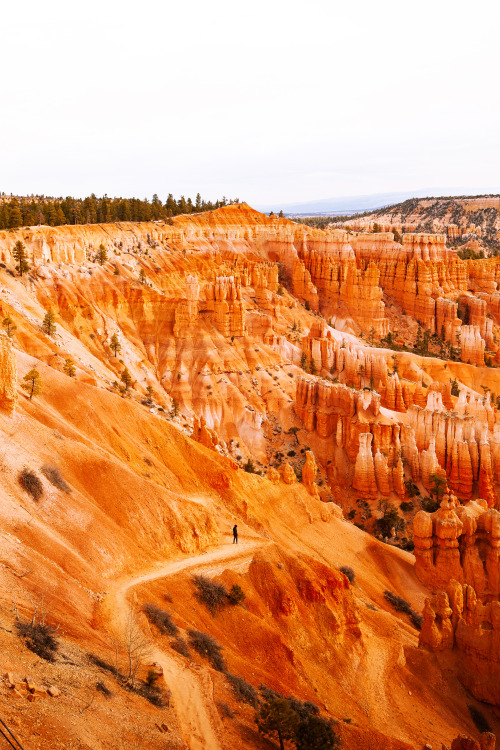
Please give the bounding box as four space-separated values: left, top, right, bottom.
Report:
102 537 268 750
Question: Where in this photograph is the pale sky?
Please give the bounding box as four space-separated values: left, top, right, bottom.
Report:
1 0 499 205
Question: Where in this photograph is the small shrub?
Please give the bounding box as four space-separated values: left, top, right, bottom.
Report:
41 464 71 493
226 673 258 707
88 653 120 676
96 681 112 697
192 574 228 615
171 637 191 659
132 681 170 707
244 459 256 474
287 450 296 457
227 584 246 606
347 509 356 520
384 590 412 615
16 620 59 662
384 590 422 630
339 566 355 584
217 701 235 719
188 629 226 672
468 704 492 733
400 501 414 513
19 468 43 501
421 496 439 513
143 603 178 636
409 611 423 629
404 479 420 498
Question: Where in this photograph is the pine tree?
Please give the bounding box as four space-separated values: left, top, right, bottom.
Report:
110 333 121 357
255 695 299 750
42 309 56 336
7 200 23 229
96 244 107 265
2 316 16 337
13 240 30 276
21 368 42 400
121 367 132 391
139 268 146 284
63 358 76 377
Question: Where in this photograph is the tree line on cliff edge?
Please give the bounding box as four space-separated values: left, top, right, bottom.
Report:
0 193 241 230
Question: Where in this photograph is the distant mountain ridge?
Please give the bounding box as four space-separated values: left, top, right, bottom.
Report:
257 187 500 216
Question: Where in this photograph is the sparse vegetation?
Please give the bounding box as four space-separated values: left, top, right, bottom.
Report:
19 467 43 501
143 603 179 636
16 619 59 661
192 574 228 615
217 701 235 719
96 243 107 265
400 501 414 513
384 590 422 630
21 367 43 400
42 308 56 336
244 458 256 474
41 464 71 493
170 637 191 659
227 584 246 606
188 629 226 672
13 240 30 276
226 674 258 707
96 680 112 697
255 689 339 750
420 496 439 513
339 566 355 584
63 358 76 377
121 367 132 391
2 315 16 337
110 333 121 357
376 502 405 537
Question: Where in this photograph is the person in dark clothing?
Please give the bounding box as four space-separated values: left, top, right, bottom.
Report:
232 524 238 544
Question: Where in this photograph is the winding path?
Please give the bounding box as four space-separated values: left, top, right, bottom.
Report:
102 537 267 750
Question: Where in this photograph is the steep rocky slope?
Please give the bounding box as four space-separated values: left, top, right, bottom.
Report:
0 204 500 749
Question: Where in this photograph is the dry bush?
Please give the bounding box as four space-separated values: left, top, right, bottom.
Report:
384 590 422 630
192 574 228 615
131 680 171 708
188 629 226 672
226 673 258 707
96 681 112 697
89 653 120 677
19 467 43 501
217 701 235 719
227 584 246 605
16 620 59 661
170 637 191 659
41 464 71 493
143 603 179 636
339 566 355 584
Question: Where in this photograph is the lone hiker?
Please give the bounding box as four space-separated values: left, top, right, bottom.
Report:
233 524 238 544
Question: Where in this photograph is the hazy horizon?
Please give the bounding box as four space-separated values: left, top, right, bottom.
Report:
1 0 499 205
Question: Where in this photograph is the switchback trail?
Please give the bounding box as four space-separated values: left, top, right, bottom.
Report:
102 537 268 750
